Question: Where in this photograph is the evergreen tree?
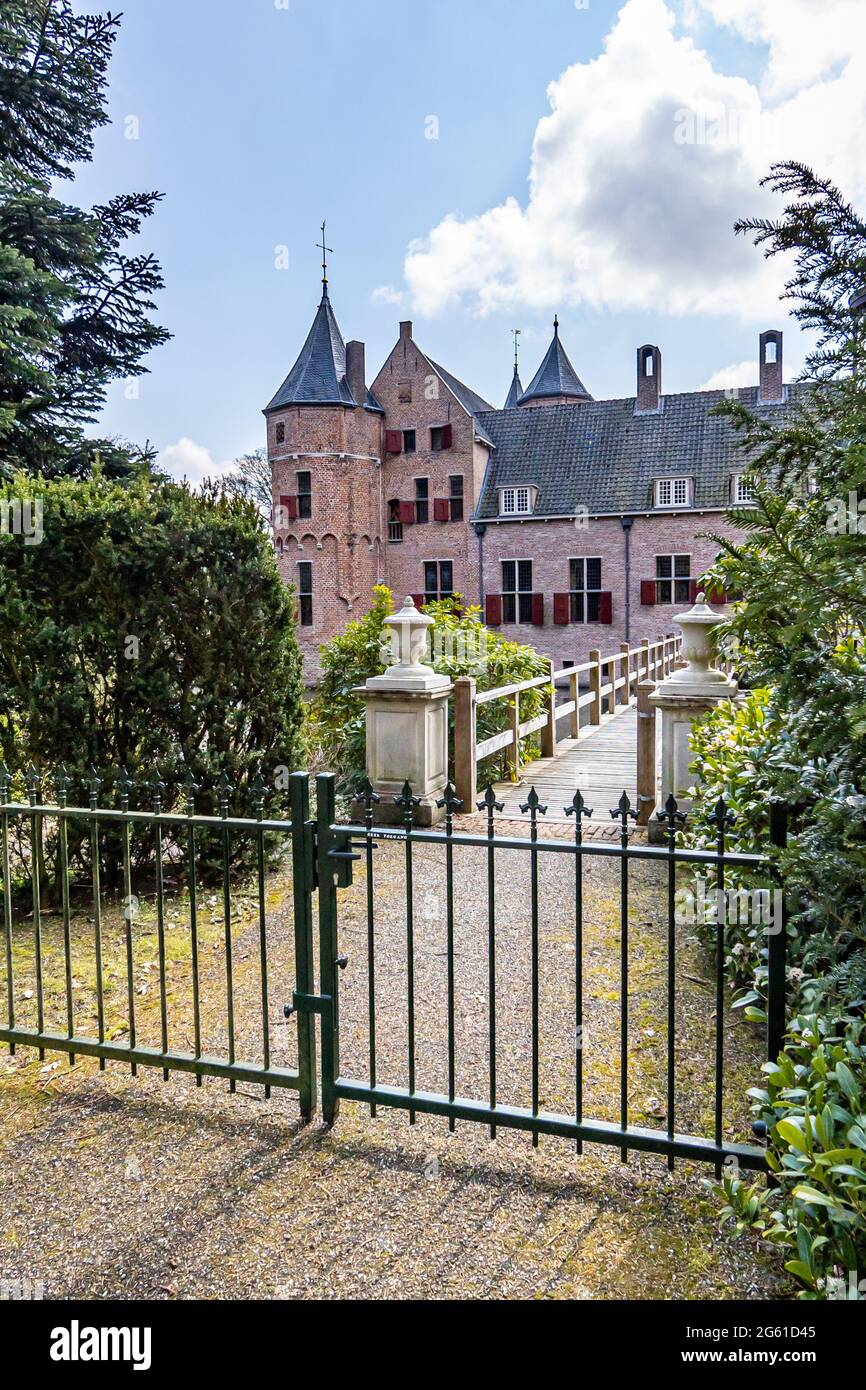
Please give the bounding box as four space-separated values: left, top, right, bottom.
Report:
0 470 304 878
696 161 866 1007
0 2 169 477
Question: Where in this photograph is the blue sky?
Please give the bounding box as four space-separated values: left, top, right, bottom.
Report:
67 0 866 481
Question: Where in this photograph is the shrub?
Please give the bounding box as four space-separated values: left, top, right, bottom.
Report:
308 585 550 795
0 471 304 886
717 1013 866 1299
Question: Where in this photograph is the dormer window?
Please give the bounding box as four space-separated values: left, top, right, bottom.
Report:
654 477 690 509
732 474 755 506
500 486 533 516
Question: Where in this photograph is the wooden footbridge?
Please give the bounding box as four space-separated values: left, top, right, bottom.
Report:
452 634 682 824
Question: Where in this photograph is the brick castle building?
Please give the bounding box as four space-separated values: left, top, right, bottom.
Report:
265 265 795 682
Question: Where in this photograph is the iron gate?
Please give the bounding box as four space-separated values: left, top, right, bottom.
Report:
0 766 787 1173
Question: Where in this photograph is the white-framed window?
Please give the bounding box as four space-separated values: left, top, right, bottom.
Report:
414 476 429 524
297 560 313 627
424 560 454 604
501 558 533 623
654 477 690 509
569 557 602 623
732 474 756 505
500 486 532 516
655 554 691 605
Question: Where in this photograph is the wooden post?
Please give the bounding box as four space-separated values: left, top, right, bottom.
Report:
619 642 630 706
569 668 579 739
453 676 477 812
540 658 556 758
642 637 651 683
506 690 520 781
636 680 657 826
589 650 602 725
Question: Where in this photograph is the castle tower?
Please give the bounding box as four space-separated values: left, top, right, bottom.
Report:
518 315 593 408
264 235 384 682
504 327 523 407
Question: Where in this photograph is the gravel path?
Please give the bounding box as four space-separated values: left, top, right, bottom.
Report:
0 820 784 1301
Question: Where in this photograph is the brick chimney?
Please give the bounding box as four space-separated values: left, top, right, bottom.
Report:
759 330 783 403
399 320 413 343
346 340 366 408
636 344 661 412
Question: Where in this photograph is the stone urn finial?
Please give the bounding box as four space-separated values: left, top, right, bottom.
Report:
364 596 450 693
384 596 435 674
667 590 736 694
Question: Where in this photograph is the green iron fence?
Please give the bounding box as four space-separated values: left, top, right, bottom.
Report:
0 764 787 1174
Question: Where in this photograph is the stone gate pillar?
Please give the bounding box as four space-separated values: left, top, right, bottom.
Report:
354 596 452 825
649 592 737 828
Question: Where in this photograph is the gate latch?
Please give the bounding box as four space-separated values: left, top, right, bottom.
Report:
284 990 333 1021
326 829 360 887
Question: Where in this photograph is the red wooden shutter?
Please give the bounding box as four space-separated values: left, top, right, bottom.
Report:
531 593 544 626
398 500 415 524
433 497 450 522
599 591 613 624
384 429 402 453
688 579 699 603
441 422 453 449
485 593 502 627
553 592 570 625
286 495 298 520
411 593 426 609
640 579 656 606
706 586 725 605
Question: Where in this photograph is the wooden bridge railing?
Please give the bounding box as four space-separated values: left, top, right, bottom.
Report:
453 632 683 812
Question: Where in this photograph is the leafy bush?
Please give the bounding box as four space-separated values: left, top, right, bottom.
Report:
717 1013 866 1299
0 471 304 886
308 585 550 795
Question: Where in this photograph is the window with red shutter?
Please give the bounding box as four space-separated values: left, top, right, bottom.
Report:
398 500 416 525
485 594 502 627
531 593 544 626
553 592 570 625
433 498 450 522
441 422 453 449
640 579 656 606
598 592 613 624
287 495 298 520
384 429 402 453
411 593 426 609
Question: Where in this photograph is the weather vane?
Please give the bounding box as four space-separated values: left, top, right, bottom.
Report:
316 221 333 288
512 327 521 370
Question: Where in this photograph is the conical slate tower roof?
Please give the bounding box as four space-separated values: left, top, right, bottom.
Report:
519 317 592 405
265 287 357 411
504 365 523 408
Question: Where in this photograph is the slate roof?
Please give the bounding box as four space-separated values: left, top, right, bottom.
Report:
428 358 496 447
473 384 807 519
519 320 593 405
265 289 382 413
504 367 523 409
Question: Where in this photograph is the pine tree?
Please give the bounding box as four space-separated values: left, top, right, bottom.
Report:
0 2 170 476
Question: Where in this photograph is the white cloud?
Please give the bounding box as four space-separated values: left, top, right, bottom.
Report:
697 359 757 390
371 284 407 307
390 0 866 321
157 437 235 486
690 0 865 99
